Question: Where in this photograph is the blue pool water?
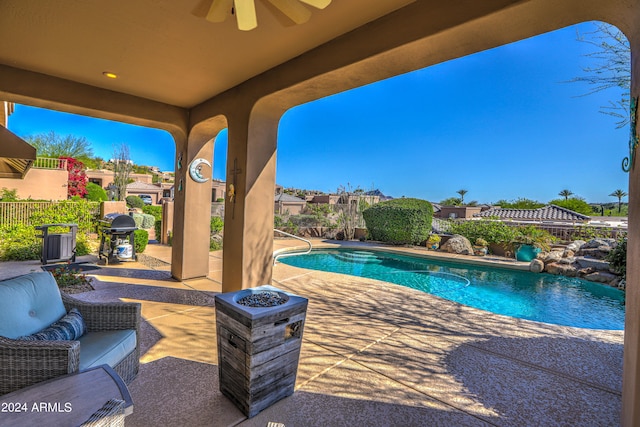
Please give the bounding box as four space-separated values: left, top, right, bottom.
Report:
280 249 625 330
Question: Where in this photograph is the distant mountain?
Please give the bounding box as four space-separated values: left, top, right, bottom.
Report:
365 189 393 200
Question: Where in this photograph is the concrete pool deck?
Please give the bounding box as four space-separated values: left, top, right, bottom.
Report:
1 239 624 426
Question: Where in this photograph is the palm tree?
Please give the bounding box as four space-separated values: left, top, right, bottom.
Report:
558 189 573 201
609 189 628 213
456 189 468 204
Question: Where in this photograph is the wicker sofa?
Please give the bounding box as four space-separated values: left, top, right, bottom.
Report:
0 272 140 395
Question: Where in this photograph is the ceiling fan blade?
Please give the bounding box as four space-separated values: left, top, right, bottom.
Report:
265 0 311 25
298 0 331 10
206 0 233 22
234 0 258 31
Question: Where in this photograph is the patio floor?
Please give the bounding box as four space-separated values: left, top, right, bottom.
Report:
4 240 623 426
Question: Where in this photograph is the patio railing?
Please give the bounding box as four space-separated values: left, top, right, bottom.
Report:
33 157 68 170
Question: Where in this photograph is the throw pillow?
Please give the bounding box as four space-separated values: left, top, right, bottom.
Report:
18 308 86 341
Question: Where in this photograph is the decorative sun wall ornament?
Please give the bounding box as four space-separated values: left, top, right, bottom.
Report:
206 0 332 31
622 96 639 172
189 158 212 183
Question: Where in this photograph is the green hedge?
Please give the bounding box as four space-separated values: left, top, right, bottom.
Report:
126 196 144 209
0 224 40 260
362 198 433 245
85 182 108 202
134 229 148 253
449 219 518 245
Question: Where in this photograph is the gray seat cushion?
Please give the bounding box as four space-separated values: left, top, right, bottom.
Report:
79 330 137 370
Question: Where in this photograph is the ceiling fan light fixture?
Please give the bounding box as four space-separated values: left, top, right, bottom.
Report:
204 0 331 31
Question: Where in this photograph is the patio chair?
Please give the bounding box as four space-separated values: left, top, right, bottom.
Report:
0 272 140 395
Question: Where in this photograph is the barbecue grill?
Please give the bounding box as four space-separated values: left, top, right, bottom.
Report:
98 213 138 264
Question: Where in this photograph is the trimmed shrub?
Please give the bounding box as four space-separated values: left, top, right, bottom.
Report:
449 219 518 246
131 213 155 229
362 198 433 245
143 205 162 221
85 182 108 202
126 195 144 209
134 229 148 253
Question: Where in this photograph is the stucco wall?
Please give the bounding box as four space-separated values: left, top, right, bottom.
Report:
0 168 68 200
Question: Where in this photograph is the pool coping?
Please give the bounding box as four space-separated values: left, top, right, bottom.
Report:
273 240 532 271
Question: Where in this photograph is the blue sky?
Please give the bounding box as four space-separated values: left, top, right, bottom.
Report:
8 21 629 204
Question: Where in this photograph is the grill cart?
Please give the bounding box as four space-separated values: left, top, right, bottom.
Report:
98 213 138 264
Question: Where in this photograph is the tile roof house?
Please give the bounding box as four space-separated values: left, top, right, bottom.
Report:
126 181 163 204
473 204 591 223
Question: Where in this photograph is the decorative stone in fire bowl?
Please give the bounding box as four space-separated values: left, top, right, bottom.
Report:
214 285 308 418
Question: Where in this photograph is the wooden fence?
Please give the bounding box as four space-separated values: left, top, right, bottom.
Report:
0 201 100 229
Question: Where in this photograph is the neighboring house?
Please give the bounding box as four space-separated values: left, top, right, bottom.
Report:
85 169 153 187
473 204 591 224
211 179 226 201
275 193 306 215
126 181 163 204
437 206 485 219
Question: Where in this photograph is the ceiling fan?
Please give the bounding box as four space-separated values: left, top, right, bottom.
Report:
206 0 332 31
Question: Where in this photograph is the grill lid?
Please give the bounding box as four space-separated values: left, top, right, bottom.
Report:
101 213 136 229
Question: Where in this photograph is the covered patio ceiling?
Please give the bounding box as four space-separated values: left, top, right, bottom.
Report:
0 0 414 109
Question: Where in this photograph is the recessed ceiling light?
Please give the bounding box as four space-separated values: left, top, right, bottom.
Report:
102 71 118 79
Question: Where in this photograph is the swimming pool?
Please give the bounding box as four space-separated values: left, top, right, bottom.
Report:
279 249 625 330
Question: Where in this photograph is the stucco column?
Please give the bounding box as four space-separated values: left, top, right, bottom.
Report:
623 28 640 427
170 137 213 280
222 107 278 292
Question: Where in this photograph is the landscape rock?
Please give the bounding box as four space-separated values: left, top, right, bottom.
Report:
529 259 544 273
581 238 616 249
558 257 576 265
576 257 611 271
577 247 611 259
440 234 474 256
566 240 586 252
577 239 616 260
543 251 563 263
545 262 578 277
563 249 575 258
583 271 618 285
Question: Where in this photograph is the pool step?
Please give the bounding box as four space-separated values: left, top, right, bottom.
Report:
332 251 382 264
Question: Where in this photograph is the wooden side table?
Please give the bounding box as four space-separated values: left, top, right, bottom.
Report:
0 365 133 427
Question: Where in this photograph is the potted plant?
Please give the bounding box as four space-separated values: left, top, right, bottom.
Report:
512 226 553 261
426 234 441 250
473 238 488 256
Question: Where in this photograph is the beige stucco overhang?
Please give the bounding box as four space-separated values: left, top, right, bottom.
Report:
1 0 640 423
0 125 36 179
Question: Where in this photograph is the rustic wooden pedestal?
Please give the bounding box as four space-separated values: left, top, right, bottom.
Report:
215 286 308 418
